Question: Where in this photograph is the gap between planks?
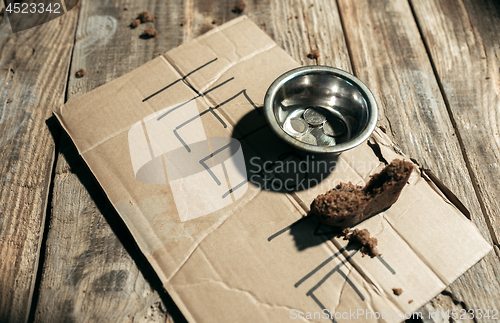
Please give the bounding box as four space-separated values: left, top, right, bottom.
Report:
26 9 82 323
26 128 60 323
407 0 500 252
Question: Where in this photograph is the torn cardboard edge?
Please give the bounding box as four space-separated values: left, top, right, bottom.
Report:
360 130 491 278
368 129 471 220
421 168 471 219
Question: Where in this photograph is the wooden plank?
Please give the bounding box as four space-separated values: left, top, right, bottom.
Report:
409 0 500 315
32 0 187 322
0 3 78 322
184 0 351 69
336 0 500 318
269 0 352 70
409 0 500 254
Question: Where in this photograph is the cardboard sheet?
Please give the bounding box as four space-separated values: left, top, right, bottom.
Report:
55 16 492 322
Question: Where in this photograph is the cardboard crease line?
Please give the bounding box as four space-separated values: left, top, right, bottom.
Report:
165 188 262 282
381 213 447 287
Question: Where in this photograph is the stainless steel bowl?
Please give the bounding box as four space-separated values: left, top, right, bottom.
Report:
263 66 378 154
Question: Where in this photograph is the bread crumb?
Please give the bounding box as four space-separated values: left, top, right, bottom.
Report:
137 10 154 23
408 299 413 304
232 2 246 14
141 27 158 39
345 228 380 257
75 68 86 78
392 288 403 296
307 49 320 59
130 19 140 28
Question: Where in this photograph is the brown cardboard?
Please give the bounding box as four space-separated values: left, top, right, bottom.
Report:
55 16 492 323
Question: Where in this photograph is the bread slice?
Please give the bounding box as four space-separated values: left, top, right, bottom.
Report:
310 159 413 228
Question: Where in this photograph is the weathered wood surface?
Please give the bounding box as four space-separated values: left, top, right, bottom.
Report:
32 0 186 322
0 2 78 322
409 0 500 316
337 0 500 318
0 0 499 322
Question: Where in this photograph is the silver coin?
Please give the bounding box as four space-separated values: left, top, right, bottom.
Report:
289 118 308 133
323 118 346 137
310 127 336 147
298 133 317 146
283 117 309 137
318 135 336 146
303 108 327 126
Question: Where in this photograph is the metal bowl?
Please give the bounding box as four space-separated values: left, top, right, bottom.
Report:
263 66 378 154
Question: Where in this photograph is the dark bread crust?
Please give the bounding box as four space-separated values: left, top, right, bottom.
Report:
310 159 414 228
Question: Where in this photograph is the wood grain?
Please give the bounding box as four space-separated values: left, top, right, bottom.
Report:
0 5 78 323
269 0 351 70
32 0 187 322
336 0 500 319
409 0 500 315
410 0 500 252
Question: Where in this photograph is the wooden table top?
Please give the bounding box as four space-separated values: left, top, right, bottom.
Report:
1 0 499 322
